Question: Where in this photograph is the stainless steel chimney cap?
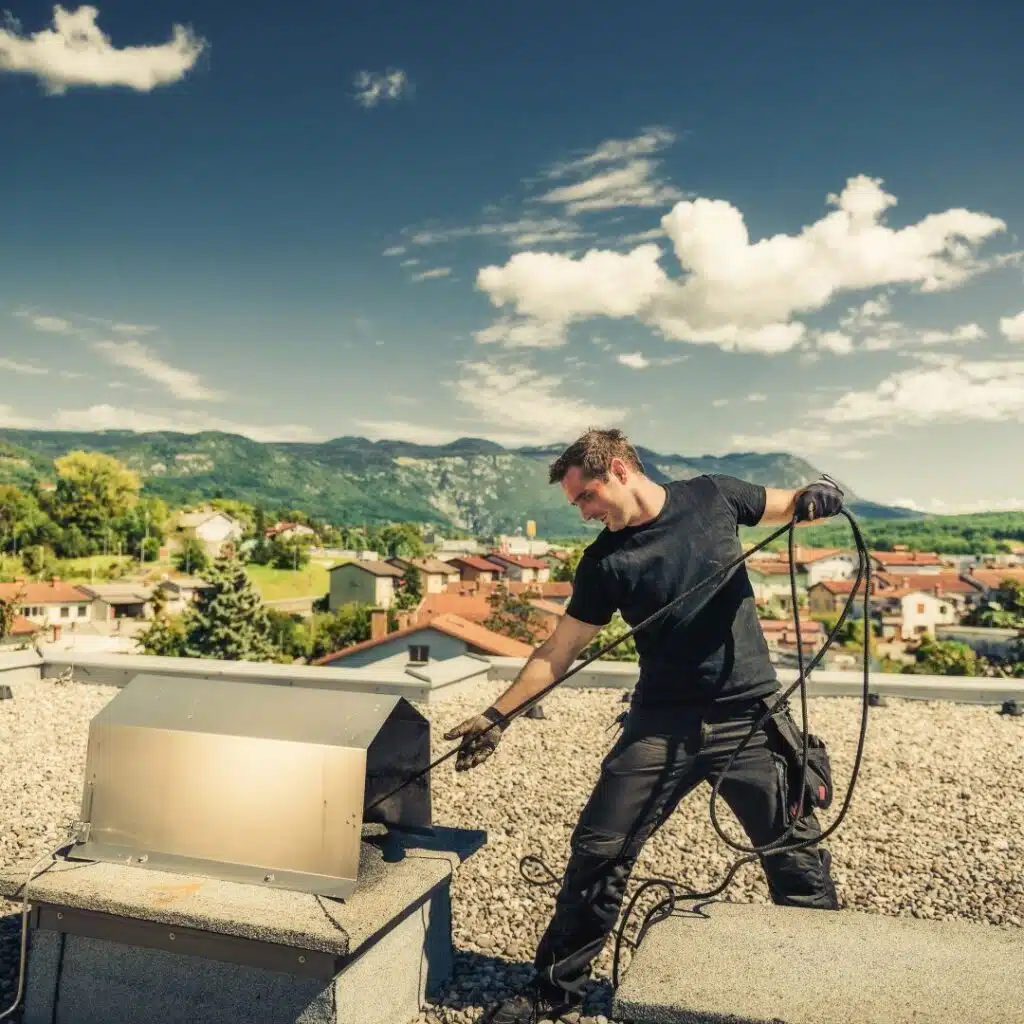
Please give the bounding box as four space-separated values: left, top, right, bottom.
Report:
68 673 432 900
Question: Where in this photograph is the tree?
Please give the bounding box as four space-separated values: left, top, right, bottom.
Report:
265 608 309 661
551 546 584 583
904 636 981 676
483 583 547 644
965 579 1024 629
374 523 425 559
580 611 639 662
48 451 141 544
269 536 310 570
393 569 422 611
0 584 25 642
174 538 210 575
306 603 374 661
0 485 52 554
180 550 279 661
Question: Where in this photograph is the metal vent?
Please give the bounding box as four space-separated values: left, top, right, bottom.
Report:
67 673 432 899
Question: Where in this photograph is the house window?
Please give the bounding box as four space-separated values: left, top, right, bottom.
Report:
916 603 925 614
940 605 948 615
60 606 70 618
78 604 88 616
409 644 430 663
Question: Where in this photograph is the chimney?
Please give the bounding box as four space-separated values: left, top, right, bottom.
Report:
370 608 388 641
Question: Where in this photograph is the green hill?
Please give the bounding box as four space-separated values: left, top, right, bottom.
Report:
0 427 924 536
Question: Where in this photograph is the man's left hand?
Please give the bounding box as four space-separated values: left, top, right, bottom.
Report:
794 477 844 521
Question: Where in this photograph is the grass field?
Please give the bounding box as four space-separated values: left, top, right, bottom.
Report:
0 554 136 583
244 562 329 601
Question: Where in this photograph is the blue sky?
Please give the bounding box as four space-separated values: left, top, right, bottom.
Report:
1 2 1022 513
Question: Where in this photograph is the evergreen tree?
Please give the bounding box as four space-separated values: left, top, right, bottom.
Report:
483 582 547 644
182 550 278 661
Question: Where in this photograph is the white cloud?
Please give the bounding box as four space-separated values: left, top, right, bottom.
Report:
822 356 1024 425
17 311 73 333
545 127 678 177
0 5 205 95
816 330 854 355
617 227 666 245
711 398 729 407
615 350 688 370
91 340 225 401
746 393 767 402
451 359 627 446
353 419 467 445
0 358 47 375
1000 309 1024 343
537 159 684 215
474 175 1010 355
353 68 411 108
618 352 649 369
382 245 407 257
410 267 452 282
0 403 320 442
400 257 419 266
473 317 567 348
405 217 585 250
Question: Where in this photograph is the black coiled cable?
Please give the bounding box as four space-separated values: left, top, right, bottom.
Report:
365 506 872 993
516 507 872 988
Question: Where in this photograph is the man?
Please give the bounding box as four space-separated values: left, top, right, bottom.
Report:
445 428 846 1024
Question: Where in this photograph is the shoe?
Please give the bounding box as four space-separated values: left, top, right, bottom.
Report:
481 986 580 1023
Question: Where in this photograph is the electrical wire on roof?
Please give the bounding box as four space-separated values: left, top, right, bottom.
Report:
365 504 873 995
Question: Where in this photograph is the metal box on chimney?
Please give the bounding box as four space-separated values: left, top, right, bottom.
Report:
67 674 432 899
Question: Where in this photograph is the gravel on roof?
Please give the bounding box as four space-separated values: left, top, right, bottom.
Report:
2 676 1022 1024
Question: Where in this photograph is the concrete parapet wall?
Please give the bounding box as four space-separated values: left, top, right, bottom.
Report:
485 657 1024 705
0 648 43 688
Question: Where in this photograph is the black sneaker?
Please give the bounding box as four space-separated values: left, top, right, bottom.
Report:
481 986 580 1023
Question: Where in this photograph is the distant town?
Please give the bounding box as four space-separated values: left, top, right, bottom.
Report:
2 454 1022 680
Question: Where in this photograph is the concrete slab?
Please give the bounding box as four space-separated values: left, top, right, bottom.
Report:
611 900 1024 1024
3 826 482 1024
1 826 483 957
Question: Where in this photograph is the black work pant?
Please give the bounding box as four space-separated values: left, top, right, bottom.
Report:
532 696 840 1002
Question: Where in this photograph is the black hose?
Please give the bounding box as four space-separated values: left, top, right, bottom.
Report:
518 508 872 988
366 505 872 995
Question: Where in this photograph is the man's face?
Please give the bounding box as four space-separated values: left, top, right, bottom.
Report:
560 464 629 531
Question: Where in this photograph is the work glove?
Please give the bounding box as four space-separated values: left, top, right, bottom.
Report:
794 475 844 522
444 707 508 771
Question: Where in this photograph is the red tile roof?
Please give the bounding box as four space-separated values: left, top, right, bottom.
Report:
965 568 1024 589
0 581 92 605
314 612 534 664
7 614 40 636
871 550 943 567
482 580 572 600
417 593 493 623
875 572 982 596
444 555 503 574
487 552 550 570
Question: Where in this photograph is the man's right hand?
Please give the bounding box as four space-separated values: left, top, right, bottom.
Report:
443 707 508 771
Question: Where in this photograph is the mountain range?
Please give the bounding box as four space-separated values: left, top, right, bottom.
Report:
0 429 921 537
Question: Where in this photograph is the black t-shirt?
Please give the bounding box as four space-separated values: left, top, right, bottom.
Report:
566 473 780 708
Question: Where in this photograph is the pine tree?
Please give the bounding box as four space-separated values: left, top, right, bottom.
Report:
182 550 278 662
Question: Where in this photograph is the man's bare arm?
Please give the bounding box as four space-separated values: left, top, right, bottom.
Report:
758 488 813 527
443 613 605 770
490 613 604 718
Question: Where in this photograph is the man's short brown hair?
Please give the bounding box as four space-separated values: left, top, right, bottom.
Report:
548 428 645 484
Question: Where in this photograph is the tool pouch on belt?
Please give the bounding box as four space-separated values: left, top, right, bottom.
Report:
763 701 834 821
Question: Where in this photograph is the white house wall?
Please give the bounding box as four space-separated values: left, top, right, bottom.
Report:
334 629 469 669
